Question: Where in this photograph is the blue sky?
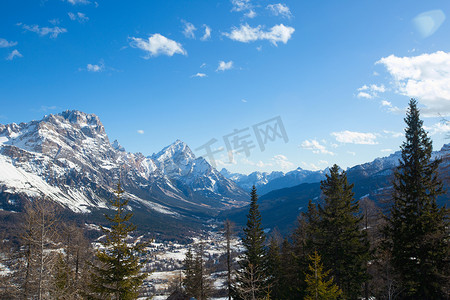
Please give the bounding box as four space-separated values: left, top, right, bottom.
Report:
1 0 450 174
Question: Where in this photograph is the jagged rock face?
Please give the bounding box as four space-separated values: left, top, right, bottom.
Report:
0 110 248 217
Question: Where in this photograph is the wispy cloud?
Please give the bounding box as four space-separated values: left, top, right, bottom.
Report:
380 100 401 113
224 23 295 45
191 73 207 78
137 130 144 134
38 105 58 112
424 121 450 135
6 49 22 60
0 38 17 48
65 0 90 5
68 12 89 22
182 20 196 39
216 60 233 71
300 139 335 155
377 51 450 116
87 62 104 72
129 34 187 58
17 23 67 38
331 130 378 145
272 154 294 170
201 25 211 41
267 3 292 18
383 130 403 138
231 0 256 18
356 84 386 99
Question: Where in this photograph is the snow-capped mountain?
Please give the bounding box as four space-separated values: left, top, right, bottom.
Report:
0 111 247 220
221 143 450 234
223 144 450 197
221 167 326 195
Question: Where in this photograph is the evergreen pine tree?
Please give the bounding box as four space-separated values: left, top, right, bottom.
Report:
182 247 196 297
88 183 146 300
182 244 213 300
304 250 342 300
314 164 370 299
233 186 268 300
265 237 281 299
384 99 449 299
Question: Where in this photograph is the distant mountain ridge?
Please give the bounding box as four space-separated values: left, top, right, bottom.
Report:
0 110 247 236
221 143 450 234
221 144 450 196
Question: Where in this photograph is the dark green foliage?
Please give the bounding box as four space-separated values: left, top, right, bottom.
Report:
384 99 449 299
304 250 342 300
88 183 146 300
310 165 370 299
265 237 281 298
233 186 269 300
182 244 213 300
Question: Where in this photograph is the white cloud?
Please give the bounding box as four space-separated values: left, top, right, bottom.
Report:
224 23 295 45
380 100 401 113
87 63 104 72
376 51 450 116
191 73 207 78
38 105 58 112
245 10 257 18
129 34 187 58
0 38 17 48
68 12 89 22
200 63 207 68
231 0 256 18
137 130 144 134
201 25 211 41
300 139 335 155
331 130 378 145
413 10 446 38
182 20 196 39
231 0 251 12
424 121 450 135
357 92 373 99
347 151 356 156
381 149 393 153
49 19 60 25
300 161 323 171
18 23 67 38
272 154 294 170
357 84 386 99
267 3 292 18
217 60 233 72
383 130 403 138
241 99 247 103
66 0 90 4
6 49 22 60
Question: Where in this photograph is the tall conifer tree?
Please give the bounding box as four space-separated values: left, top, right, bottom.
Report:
233 186 268 300
384 99 449 298
89 183 146 300
314 165 370 299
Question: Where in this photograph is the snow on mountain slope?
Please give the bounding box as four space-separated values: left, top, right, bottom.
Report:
0 111 247 217
223 144 450 196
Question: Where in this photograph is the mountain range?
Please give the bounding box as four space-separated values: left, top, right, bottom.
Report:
221 143 450 234
0 110 247 238
0 110 448 238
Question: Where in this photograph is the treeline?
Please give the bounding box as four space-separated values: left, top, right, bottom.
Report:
0 99 448 300
181 99 449 300
0 184 150 299
0 200 95 299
